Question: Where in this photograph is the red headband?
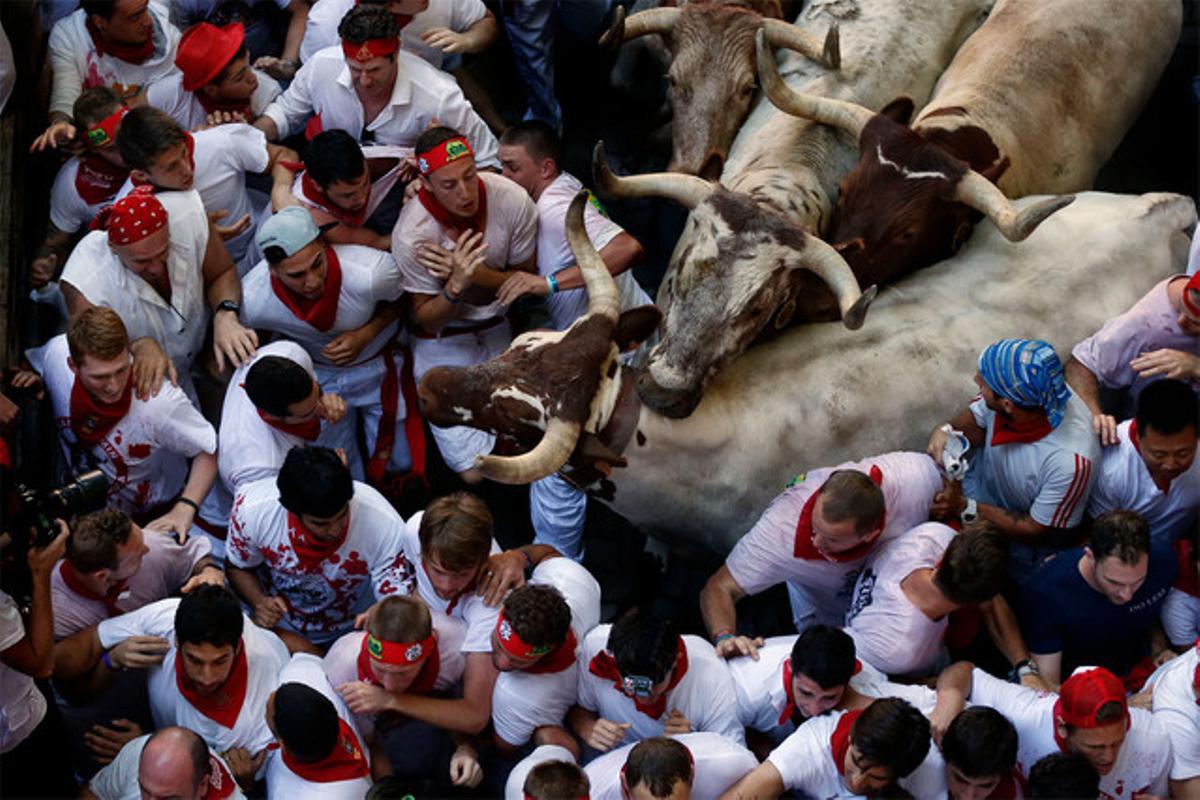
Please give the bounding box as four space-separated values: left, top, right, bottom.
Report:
341 36 400 63
92 186 168 245
495 612 555 660
1182 273 1200 318
417 136 473 175
86 106 128 148
365 631 435 666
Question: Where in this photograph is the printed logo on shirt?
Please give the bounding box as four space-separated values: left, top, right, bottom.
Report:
846 568 877 622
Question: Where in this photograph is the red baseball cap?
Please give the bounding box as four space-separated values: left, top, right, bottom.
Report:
1056 667 1128 729
177 22 245 92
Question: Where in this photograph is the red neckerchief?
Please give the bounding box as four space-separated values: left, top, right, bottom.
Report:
195 89 252 121
74 154 130 206
175 643 249 729
990 411 1052 446
203 753 239 799
86 16 155 64
255 408 320 441
988 767 1025 800
417 178 488 237
587 637 689 719
830 709 863 777
270 245 343 332
777 659 863 726
355 632 441 695
793 466 885 562
525 628 579 675
59 561 127 617
69 375 132 445
281 717 370 783
287 510 348 571
132 132 196 188
300 171 367 228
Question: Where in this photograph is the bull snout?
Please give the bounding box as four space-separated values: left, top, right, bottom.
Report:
667 149 726 181
416 367 460 427
636 368 702 419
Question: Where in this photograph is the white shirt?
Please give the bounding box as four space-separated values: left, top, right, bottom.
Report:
48 2 180 117
29 334 217 518
504 744 577 800
1088 418 1200 544
586 732 758 800
0 591 46 754
293 144 412 224
535 172 652 331
264 653 373 799
725 451 943 627
394 170 538 321
88 733 245 800
60 189 211 382
1151 647 1200 782
226 476 412 643
97 598 289 753
970 392 1101 527
970 667 1171 798
301 0 488 69
261 44 498 167
576 625 745 747
844 522 954 677
49 157 119 234
144 69 282 131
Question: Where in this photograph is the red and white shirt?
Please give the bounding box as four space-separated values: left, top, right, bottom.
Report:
1150 646 1200 782
585 732 758 800
88 732 245 800
725 451 942 628
227 477 412 643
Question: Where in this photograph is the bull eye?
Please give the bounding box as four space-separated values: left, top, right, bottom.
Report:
739 82 755 98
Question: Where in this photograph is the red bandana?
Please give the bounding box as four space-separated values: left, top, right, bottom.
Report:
417 178 488 237
175 643 249 729
496 612 557 659
132 133 196 190
524 628 579 676
793 466 884 562
91 185 168 245
356 631 441 695
778 658 863 726
87 17 155 64
341 36 399 63
59 561 128 617
69 373 132 445
281 717 370 783
287 511 348 571
990 412 1053 446
270 245 343 332
74 153 130 206
300 171 367 228
587 637 689 719
1181 273 1200 317
830 709 863 777
255 407 320 442
416 136 473 176
84 106 128 149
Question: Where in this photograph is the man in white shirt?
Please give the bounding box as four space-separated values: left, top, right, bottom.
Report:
515 755 588 800
701 451 942 651
1150 641 1199 796
590 734 757 800
936 706 1022 800
86 726 247 800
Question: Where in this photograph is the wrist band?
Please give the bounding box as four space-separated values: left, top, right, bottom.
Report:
102 651 118 671
713 632 735 646
176 497 199 513
442 286 462 304
546 274 560 296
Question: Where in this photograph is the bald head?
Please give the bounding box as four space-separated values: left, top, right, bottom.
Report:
139 727 210 800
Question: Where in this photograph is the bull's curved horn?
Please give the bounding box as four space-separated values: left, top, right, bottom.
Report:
474 417 583 484
610 6 679 45
790 234 878 330
761 19 840 70
756 30 872 140
592 141 714 210
953 171 1076 242
567 191 620 324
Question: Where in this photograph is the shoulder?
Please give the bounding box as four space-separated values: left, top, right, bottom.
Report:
234 477 285 517
485 172 537 211
349 483 404 526
48 9 86 50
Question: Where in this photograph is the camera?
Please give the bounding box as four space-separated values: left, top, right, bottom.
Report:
622 674 656 699
14 470 110 547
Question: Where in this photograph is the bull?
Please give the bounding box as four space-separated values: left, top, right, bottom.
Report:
758 0 1182 288
418 190 1197 554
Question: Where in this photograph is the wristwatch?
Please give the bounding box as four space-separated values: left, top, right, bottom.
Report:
216 299 241 316
1010 658 1039 683
960 497 978 524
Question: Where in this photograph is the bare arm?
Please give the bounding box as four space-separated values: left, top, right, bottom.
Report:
253 115 280 142
720 761 786 800
1031 651 1062 690
979 596 1031 668
1 524 69 680
266 144 302 212
457 11 499 53
1065 355 1118 446
201 219 240 302
410 292 462 334
699 566 763 660
929 661 975 744
379 651 498 734
280 0 310 65
977 502 1055 540
552 232 643 291
30 223 75 289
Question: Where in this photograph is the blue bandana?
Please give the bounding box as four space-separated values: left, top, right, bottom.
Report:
977 338 1070 429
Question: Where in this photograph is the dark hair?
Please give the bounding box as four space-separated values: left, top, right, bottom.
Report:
117 106 188 171
818 471 885 534
1089 510 1150 566
73 87 123 132
608 609 678 682
941 706 1018 780
500 121 562 168
175 585 244 649
1136 378 1199 438
67 509 133 573
415 125 464 158
524 760 590 800
81 0 118 20
851 698 931 780
934 522 1009 605
338 5 400 44
623 738 693 798
1026 752 1100 799
306 130 368 189
503 584 572 652
418 492 493 572
244 356 315 417
276 446 354 518
274 683 340 763
212 46 251 86
790 624 857 689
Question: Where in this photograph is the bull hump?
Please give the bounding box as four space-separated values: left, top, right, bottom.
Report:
707 188 808 251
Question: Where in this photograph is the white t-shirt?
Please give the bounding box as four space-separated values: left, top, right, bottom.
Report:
97 598 289 753
0 591 46 754
50 529 211 640
49 157 120 234
970 667 1171 798
586 732 758 800
844 522 954 677
226 476 412 643
1150 647 1200 782
144 69 282 131
725 451 942 627
29 334 217 518
503 744 578 800
535 172 652 331
300 0 489 70
88 733 245 800
394 170 538 322
576 625 745 747
1088 418 1200 544
264 653 372 799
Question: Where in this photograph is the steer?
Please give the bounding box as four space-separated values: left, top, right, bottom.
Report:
757 0 1182 287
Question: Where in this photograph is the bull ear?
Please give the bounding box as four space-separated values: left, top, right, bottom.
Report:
615 306 663 352
879 97 914 125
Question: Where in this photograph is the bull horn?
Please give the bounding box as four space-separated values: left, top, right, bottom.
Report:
791 233 878 330
953 170 1076 242
592 141 713 210
756 30 872 140
600 5 679 47
567 191 620 323
474 417 583 484
761 19 840 70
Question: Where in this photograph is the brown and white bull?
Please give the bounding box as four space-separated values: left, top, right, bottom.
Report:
759 0 1182 289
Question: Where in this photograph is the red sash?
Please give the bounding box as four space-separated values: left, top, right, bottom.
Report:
587 637 688 719
69 376 132 445
74 154 130 206
281 718 370 783
417 178 488 237
132 133 196 188
87 17 155 64
355 633 441 695
256 408 320 442
300 171 367 228
287 511 348 571
793 466 884 562
59 561 127 617
176 644 249 729
990 412 1052 446
269 245 343 332
830 709 863 777
525 628 579 675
